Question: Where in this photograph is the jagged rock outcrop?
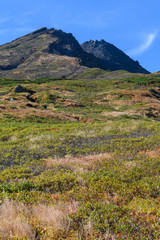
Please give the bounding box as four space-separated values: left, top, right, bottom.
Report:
81 40 150 74
0 28 149 79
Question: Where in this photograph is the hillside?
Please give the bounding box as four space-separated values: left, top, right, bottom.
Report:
0 27 149 80
0 72 160 239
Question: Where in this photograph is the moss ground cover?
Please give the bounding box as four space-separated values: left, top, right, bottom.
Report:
0 74 159 239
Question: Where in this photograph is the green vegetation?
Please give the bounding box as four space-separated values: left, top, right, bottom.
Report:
0 73 159 239
36 92 58 104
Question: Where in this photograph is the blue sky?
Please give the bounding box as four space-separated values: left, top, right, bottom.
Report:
0 0 159 73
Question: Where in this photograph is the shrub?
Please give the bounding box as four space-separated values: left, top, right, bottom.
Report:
37 92 57 104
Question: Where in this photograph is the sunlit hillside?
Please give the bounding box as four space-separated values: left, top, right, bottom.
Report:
0 72 159 239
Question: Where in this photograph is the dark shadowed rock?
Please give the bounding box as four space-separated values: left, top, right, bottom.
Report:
149 89 160 97
14 85 27 93
14 85 35 94
81 40 150 74
26 103 33 107
43 105 47 109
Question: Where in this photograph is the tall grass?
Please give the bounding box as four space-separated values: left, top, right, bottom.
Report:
0 199 35 239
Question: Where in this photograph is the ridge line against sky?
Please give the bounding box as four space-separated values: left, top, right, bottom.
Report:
0 0 159 73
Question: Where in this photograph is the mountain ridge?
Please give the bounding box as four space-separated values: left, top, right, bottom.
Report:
81 39 149 74
0 27 150 79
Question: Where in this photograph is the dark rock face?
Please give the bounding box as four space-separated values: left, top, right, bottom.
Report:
14 85 28 93
0 28 149 79
14 85 35 94
81 40 150 74
26 103 33 107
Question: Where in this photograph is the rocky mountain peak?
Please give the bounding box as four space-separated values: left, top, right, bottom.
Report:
0 27 150 79
81 40 149 74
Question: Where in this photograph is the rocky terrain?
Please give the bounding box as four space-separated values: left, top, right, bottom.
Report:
81 40 149 74
0 27 149 80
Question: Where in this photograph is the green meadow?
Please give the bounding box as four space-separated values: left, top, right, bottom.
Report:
0 72 159 239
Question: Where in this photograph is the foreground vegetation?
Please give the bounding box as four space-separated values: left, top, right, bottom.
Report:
0 72 160 239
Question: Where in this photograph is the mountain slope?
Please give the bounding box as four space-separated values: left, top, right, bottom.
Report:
0 28 93 79
81 40 150 74
0 28 149 79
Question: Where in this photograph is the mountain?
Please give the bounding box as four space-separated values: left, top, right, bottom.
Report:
0 27 149 79
81 40 150 74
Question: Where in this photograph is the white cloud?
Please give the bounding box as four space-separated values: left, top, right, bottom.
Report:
127 31 158 56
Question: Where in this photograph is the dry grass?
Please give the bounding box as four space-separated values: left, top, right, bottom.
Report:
124 161 138 169
0 199 35 239
29 134 54 143
66 200 79 215
1 106 83 122
43 153 111 179
97 89 160 117
140 148 160 158
102 110 142 117
32 204 71 236
43 152 111 167
103 120 143 134
0 200 78 239
0 92 83 121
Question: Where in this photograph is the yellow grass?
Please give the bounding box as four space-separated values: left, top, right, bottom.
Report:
0 199 35 239
44 152 111 166
32 204 71 236
0 200 79 239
